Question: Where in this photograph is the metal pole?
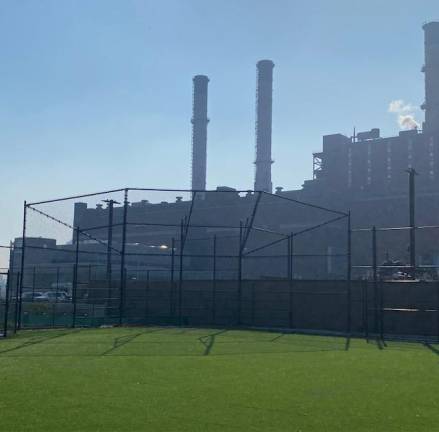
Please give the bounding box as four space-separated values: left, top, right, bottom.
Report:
170 237 175 318
363 280 369 339
72 227 80 328
212 235 217 325
436 280 439 343
145 270 150 325
14 272 20 332
238 221 243 325
105 199 118 303
53 266 59 328
347 211 352 335
31 266 36 301
7 242 17 334
9 240 15 278
289 233 294 329
251 283 256 326
240 192 262 254
3 270 11 337
119 189 129 326
379 280 384 341
105 200 115 280
372 226 378 334
407 168 417 277
17 201 27 329
178 219 184 326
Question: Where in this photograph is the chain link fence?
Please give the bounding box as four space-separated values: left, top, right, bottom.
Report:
1 188 352 336
3 187 438 341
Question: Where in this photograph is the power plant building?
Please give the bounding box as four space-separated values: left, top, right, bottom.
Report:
14 22 439 280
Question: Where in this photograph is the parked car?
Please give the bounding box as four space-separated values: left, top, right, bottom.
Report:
34 292 72 302
22 292 44 301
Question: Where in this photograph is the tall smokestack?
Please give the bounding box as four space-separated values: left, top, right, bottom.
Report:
422 22 439 132
191 75 209 191
254 59 274 193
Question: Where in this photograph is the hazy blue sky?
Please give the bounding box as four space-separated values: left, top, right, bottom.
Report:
1 0 439 252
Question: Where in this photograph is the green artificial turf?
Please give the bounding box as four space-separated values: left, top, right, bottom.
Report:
0 327 438 431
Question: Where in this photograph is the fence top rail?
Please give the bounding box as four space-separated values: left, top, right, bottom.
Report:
352 264 439 269
27 188 347 217
352 224 439 233
27 188 127 206
261 191 348 217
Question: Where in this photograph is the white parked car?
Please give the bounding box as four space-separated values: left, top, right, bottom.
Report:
34 292 72 302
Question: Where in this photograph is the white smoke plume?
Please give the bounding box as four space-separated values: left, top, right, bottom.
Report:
388 99 420 130
398 114 419 130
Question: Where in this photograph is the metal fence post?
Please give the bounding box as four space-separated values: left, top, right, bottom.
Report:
379 280 384 341
105 199 117 283
287 234 292 280
54 267 60 326
119 189 129 326
289 233 294 329
170 237 175 317
363 280 369 339
17 201 27 330
3 270 11 337
347 211 352 335
437 280 439 343
178 219 184 326
145 270 150 325
238 221 243 326
13 273 20 332
31 266 36 301
72 227 80 328
212 235 217 325
372 226 378 334
436 282 439 343
105 200 116 307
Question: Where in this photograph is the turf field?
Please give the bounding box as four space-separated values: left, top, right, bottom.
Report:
0 327 438 431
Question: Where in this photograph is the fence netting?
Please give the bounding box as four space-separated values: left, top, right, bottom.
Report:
4 188 353 332
3 187 437 341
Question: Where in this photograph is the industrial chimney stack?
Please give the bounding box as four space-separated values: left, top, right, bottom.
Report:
191 75 209 191
254 60 275 193
422 22 439 132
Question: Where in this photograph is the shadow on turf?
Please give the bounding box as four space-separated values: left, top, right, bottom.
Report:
0 330 78 355
1 328 437 358
424 342 439 356
0 328 347 357
198 330 229 356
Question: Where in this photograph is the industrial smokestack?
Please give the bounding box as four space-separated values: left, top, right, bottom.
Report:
191 75 209 191
422 22 439 132
254 60 274 193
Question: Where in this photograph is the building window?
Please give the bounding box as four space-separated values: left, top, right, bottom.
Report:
386 142 392 181
367 143 372 185
429 136 434 180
